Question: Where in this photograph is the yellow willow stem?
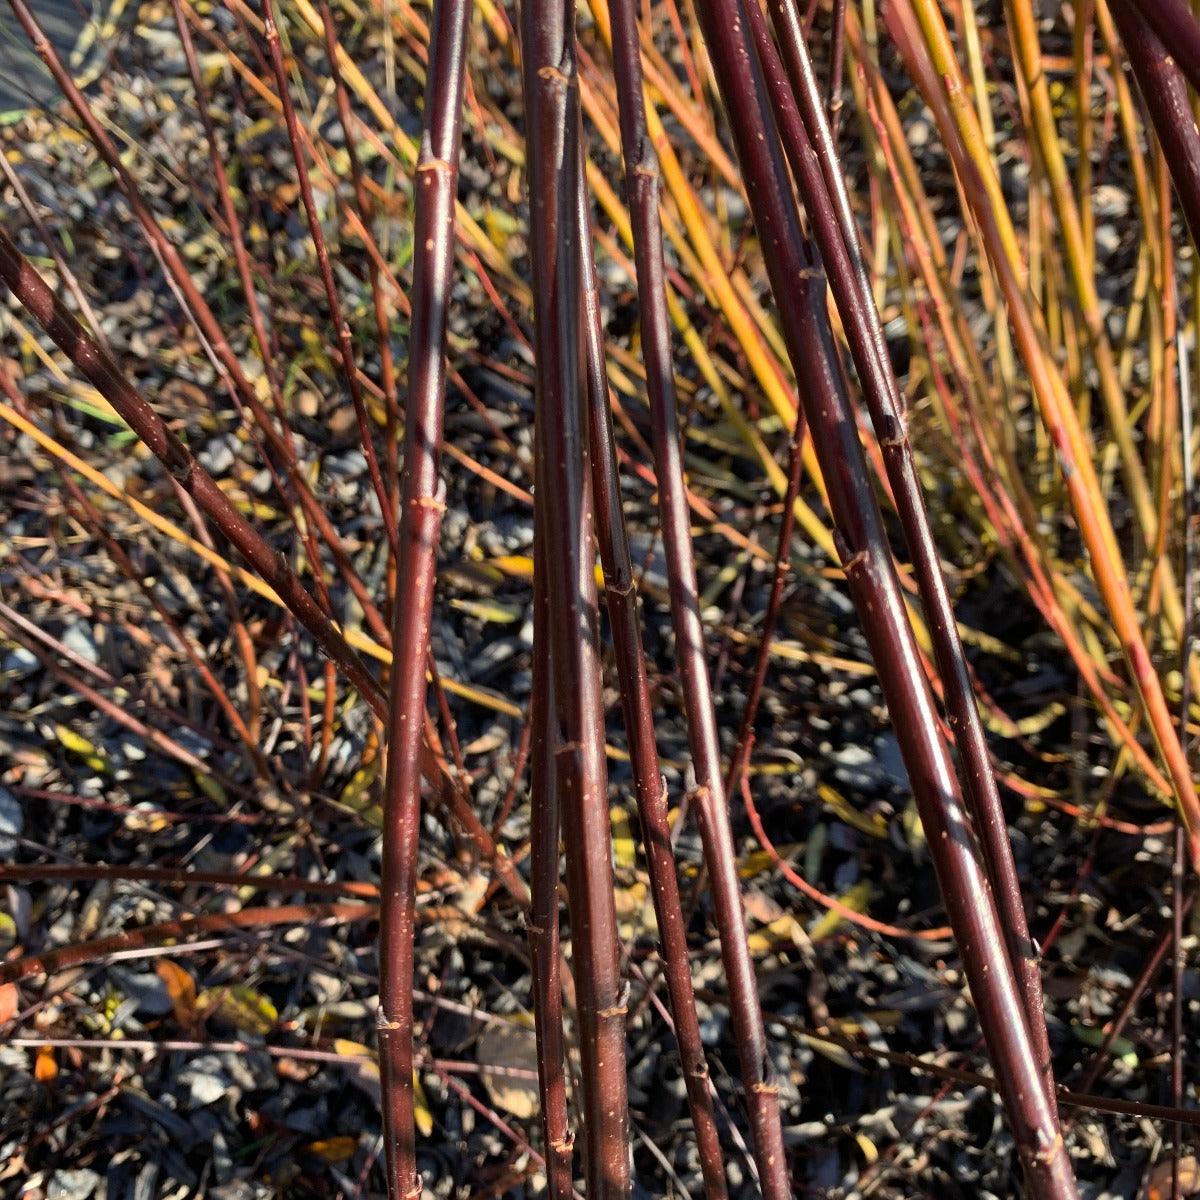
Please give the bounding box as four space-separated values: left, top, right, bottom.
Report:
0 398 530 720
854 107 1171 791
296 0 837 539
887 0 1200 854
1094 0 1161 258
586 159 837 555
584 0 827 480
1004 0 1166 565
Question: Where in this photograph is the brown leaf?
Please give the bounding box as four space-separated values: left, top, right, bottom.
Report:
155 960 197 1027
1148 1157 1200 1200
476 1016 539 1119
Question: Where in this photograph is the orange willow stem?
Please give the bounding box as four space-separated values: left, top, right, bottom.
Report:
884 0 1200 869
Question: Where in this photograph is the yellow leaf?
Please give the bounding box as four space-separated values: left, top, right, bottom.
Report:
484 207 520 251
855 1132 879 1165
808 882 872 942
450 597 522 624
55 724 107 772
739 849 778 878
329 1039 380 1098
488 555 533 578
306 1136 358 1163
55 724 96 756
155 960 197 1026
901 800 927 860
739 844 808 878
197 985 278 1034
333 1038 376 1063
748 914 807 955
414 1072 434 1137
817 784 888 839
340 760 380 812
610 805 638 870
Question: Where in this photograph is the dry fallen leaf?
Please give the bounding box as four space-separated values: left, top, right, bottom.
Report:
414 1071 434 1137
155 959 197 1027
34 1045 57 1083
306 1136 358 1163
1148 1157 1200 1200
476 1015 539 1119
197 984 277 1034
0 983 18 1025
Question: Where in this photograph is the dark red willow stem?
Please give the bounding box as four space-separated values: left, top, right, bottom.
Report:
1109 0 1200 248
527 515 574 1198
373 0 472 1188
725 406 807 802
0 903 376 986
519 0 631 1192
764 1016 1200 1129
4 0 246 407
0 352 270 779
753 0 1057 1115
259 2 399 561
1122 0 1200 98
828 0 848 141
63 477 275 784
600 0 791 1191
0 863 379 898
1071 890 1195 1098
167 0 346 656
0 605 234 788
0 239 522 937
685 0 1078 1191
12 0 393 650
316 0 402 512
0 152 107 347
0 228 387 720
577 146 729 1200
